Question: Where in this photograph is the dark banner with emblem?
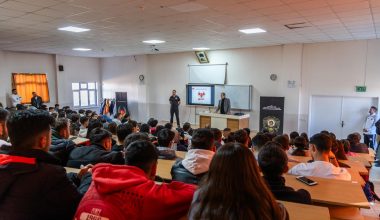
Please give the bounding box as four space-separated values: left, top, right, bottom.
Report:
259 97 285 135
115 92 129 118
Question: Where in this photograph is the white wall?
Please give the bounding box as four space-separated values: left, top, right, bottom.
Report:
101 55 148 122
146 45 302 133
299 39 380 133
0 51 57 107
56 55 101 107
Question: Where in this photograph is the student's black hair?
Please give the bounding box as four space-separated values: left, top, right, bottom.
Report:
310 133 332 153
78 109 85 114
258 141 288 178
223 128 231 132
107 122 117 135
125 140 159 173
89 127 112 145
0 109 9 122
55 104 60 107
251 134 270 151
80 116 89 124
140 123 150 133
233 129 249 146
86 120 103 138
85 110 93 116
371 106 378 112
12 89 16 92
70 114 80 123
164 123 173 130
183 122 191 132
116 123 134 143
300 132 309 143
329 132 336 141
157 128 175 147
48 107 54 110
226 131 235 143
155 125 164 136
273 135 289 151
128 120 138 128
7 110 55 150
243 128 251 136
191 128 214 150
320 130 330 135
147 118 158 127
294 136 307 150
54 118 69 132
51 112 58 119
289 131 299 140
211 128 222 141
58 111 66 118
123 133 150 150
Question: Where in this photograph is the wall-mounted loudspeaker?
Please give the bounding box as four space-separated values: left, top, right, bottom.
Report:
58 65 64 71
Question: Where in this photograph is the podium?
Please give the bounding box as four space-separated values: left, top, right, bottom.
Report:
199 112 250 131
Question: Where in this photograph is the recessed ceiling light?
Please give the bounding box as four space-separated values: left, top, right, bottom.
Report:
239 28 266 34
193 47 210 50
73 48 92 51
142 40 166 44
58 26 90 33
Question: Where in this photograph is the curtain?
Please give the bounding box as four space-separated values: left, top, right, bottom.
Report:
12 73 50 104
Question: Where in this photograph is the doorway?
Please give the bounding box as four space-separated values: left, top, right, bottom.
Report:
309 96 378 139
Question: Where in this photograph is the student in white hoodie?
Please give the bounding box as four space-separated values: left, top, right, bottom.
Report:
288 133 351 181
171 128 215 184
78 116 89 138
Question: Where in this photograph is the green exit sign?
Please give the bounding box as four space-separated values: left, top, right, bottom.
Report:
356 86 367 92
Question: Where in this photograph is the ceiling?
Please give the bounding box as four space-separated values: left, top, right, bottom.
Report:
0 0 379 57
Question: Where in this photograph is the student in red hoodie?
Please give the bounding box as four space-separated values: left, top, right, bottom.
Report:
75 140 196 220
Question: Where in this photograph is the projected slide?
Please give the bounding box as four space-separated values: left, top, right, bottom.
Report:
186 84 215 106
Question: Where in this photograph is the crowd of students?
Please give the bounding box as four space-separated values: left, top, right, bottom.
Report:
0 106 375 219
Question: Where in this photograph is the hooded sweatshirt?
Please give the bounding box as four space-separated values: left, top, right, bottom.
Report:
288 161 352 181
75 163 195 220
171 149 215 185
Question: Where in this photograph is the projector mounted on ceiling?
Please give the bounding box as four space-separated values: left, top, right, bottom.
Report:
284 22 311 30
150 45 160 53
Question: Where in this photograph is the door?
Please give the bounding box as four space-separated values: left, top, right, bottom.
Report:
309 96 378 139
341 97 378 139
309 96 343 138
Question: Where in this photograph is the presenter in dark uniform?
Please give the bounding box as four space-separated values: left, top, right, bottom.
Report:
215 92 231 115
169 90 181 127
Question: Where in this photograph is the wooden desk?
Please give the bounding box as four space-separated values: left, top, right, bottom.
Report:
281 201 330 220
69 135 90 145
339 159 369 175
355 153 375 162
156 159 175 180
199 113 249 132
176 151 186 159
347 156 372 168
284 174 369 209
65 167 80 174
346 168 366 186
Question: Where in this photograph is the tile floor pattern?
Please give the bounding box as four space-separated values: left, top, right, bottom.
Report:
362 166 380 219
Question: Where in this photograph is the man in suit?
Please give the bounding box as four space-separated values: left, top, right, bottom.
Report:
31 92 43 109
215 92 231 115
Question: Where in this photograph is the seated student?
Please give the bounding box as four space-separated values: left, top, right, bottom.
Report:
85 119 103 139
189 143 288 220
258 142 312 204
290 136 310 157
50 118 76 166
342 139 357 156
300 132 309 144
75 140 196 220
78 116 89 138
233 129 250 147
48 107 55 114
243 127 252 147
347 133 369 154
252 133 270 159
289 131 299 145
0 110 87 219
140 123 155 140
0 109 10 149
289 133 351 181
67 128 124 168
155 125 164 137
78 109 85 117
112 123 133 152
71 114 81 136
112 113 123 125
107 121 118 144
273 135 290 151
211 128 222 150
147 118 159 135
222 127 231 143
157 128 176 160
128 120 139 132
171 129 215 184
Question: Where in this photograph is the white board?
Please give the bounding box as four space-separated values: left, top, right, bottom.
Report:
214 85 252 110
189 64 226 84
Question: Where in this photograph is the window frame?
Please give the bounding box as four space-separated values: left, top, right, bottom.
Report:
72 82 98 107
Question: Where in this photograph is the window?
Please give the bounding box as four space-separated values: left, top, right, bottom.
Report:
72 82 98 107
12 73 50 104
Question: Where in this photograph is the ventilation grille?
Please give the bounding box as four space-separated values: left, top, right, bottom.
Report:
284 22 311 29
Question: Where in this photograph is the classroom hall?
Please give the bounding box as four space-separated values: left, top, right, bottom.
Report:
1 0 380 219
